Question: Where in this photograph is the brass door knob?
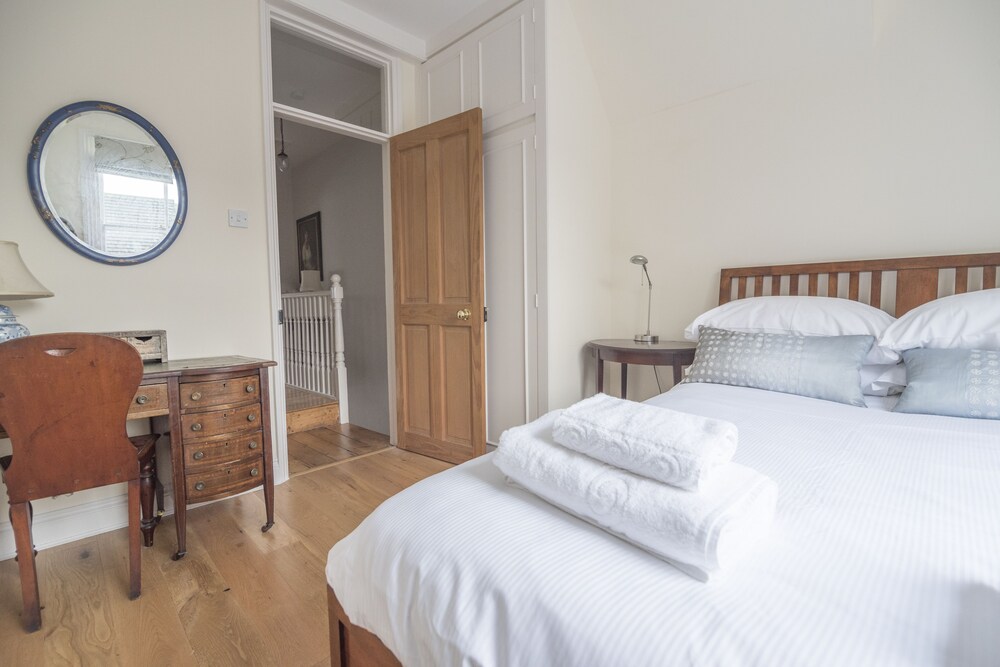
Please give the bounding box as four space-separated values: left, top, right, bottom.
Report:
456 308 472 321
191 423 203 432
135 395 149 405
250 468 260 477
248 441 258 450
245 385 255 393
194 482 206 491
190 391 202 401
247 413 257 422
193 451 205 460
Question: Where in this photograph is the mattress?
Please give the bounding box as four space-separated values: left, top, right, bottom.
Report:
326 384 1000 666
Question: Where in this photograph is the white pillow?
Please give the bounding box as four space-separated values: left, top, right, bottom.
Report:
879 288 1000 352
860 363 907 397
685 296 899 363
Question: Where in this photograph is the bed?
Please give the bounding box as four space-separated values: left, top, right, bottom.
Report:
326 252 1000 666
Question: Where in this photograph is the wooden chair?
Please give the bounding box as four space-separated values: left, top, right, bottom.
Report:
0 333 154 632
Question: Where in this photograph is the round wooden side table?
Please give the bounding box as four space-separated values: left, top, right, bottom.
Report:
586 339 698 399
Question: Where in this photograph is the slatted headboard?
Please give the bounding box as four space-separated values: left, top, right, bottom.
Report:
719 252 1000 316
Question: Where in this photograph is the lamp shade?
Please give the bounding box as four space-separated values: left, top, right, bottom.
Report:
0 241 53 300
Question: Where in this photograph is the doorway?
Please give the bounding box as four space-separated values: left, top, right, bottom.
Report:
264 15 397 478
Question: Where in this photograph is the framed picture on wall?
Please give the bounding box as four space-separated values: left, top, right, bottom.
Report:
296 211 323 275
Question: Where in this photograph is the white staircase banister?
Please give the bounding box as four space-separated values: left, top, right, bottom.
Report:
331 274 349 424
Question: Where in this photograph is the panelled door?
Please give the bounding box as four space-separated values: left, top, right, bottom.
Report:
390 108 486 464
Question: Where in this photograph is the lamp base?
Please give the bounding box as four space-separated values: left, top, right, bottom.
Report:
634 333 659 343
0 304 30 342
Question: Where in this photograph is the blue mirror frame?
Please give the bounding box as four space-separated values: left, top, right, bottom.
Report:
27 100 187 265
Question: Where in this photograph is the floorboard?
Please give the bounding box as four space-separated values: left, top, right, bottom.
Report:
0 448 451 665
284 386 337 412
287 424 391 476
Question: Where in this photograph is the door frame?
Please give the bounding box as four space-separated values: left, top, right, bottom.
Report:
258 1 404 483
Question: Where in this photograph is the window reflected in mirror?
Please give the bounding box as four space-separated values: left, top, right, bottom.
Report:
28 102 186 266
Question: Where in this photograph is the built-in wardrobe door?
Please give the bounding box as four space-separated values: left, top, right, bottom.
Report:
417 0 536 133
483 121 539 443
419 0 544 443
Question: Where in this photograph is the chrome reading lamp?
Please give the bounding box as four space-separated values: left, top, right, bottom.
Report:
630 254 658 343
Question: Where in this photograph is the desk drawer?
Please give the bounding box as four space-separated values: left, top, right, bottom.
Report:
181 375 260 410
129 383 169 419
182 404 261 440
185 455 264 502
184 432 263 469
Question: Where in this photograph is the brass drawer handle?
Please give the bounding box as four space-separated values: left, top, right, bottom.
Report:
248 441 258 450
194 481 206 491
191 423 203 432
135 394 149 405
193 451 205 461
247 413 256 422
190 391 202 401
250 468 260 477
245 384 255 393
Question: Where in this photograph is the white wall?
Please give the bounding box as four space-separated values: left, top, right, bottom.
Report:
277 161 300 293
0 0 272 558
569 0 1000 401
289 138 390 435
542 0 617 409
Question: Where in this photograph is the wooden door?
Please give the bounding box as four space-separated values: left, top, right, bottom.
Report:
390 108 485 463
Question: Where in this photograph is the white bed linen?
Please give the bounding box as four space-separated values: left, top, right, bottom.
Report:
326 384 1000 666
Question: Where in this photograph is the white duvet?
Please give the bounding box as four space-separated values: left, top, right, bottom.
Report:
326 384 1000 666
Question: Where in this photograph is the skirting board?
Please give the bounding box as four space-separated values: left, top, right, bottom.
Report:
0 489 176 561
0 477 272 561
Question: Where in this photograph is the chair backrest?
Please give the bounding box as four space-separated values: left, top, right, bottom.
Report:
0 333 143 502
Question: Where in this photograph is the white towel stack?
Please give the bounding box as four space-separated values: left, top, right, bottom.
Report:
494 394 777 582
554 393 739 492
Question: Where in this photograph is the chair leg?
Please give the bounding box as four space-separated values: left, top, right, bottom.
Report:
10 502 41 632
137 447 157 547
153 455 165 523
127 479 141 600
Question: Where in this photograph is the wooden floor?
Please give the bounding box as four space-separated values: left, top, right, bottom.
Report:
287 424 391 476
284 386 338 412
285 387 340 435
0 448 451 666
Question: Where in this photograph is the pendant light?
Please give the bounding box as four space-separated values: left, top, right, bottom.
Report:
277 119 289 173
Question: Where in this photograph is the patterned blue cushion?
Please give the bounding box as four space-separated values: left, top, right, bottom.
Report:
895 348 1000 420
683 327 874 406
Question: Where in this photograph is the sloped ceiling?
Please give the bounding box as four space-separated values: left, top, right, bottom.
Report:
568 0 874 121
340 0 494 42
289 0 498 58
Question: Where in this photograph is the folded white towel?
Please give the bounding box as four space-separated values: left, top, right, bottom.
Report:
496 411 777 582
553 393 738 491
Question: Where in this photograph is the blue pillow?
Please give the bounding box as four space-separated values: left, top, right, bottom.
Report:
895 348 1000 420
683 327 874 406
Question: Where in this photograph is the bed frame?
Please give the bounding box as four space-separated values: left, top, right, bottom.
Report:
719 252 999 315
327 250 1000 667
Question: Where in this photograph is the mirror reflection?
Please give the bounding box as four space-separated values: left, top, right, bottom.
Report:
29 102 186 264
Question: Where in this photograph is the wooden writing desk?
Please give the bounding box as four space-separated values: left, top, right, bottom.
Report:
1 356 276 561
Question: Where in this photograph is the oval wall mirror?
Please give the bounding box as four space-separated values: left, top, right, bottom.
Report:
27 101 187 265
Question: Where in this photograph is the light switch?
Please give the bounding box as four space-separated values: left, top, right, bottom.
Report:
228 209 249 228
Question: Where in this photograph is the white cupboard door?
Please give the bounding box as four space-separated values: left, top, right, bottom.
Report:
484 120 538 443
476 3 535 133
423 50 468 125
418 0 536 134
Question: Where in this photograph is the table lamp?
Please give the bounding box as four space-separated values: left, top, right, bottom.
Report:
0 241 54 341
630 254 658 343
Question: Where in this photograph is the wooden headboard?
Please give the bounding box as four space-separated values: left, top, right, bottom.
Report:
719 252 1000 316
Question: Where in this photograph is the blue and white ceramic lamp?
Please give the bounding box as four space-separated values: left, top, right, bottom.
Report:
0 241 53 342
